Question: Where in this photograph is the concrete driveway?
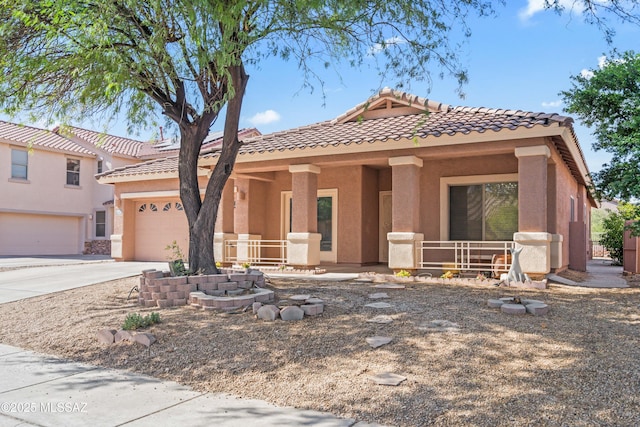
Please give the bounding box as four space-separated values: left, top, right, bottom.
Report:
0 257 167 304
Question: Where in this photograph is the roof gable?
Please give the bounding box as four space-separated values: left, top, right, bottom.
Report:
334 87 450 123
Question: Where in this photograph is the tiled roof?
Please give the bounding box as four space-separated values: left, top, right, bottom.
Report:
97 155 181 179
0 120 95 155
55 126 152 158
97 90 575 181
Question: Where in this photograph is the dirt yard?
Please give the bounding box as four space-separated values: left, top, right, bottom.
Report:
1 275 639 426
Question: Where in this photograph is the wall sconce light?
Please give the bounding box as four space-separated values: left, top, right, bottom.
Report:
88 214 93 220
237 191 246 200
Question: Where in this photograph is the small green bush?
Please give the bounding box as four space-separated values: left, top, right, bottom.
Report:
122 312 161 331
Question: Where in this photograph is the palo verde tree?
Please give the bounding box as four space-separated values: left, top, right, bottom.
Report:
1 1 639 273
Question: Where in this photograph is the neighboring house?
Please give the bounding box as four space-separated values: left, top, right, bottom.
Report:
0 121 260 257
0 121 153 255
97 88 596 274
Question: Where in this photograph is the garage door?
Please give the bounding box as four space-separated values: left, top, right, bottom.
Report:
0 213 81 256
134 200 189 261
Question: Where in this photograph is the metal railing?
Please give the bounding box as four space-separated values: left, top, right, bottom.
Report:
224 239 287 265
417 240 515 275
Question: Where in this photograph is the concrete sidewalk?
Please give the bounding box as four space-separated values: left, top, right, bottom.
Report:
0 344 368 427
547 258 628 288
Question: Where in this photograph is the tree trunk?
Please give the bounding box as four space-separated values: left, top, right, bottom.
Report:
180 63 249 274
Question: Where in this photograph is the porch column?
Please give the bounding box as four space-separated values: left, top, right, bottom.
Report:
111 197 135 261
387 156 423 270
287 164 321 267
234 178 261 264
514 146 552 275
214 180 237 265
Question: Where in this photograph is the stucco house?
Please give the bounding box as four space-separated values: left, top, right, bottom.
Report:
0 121 161 255
97 88 596 275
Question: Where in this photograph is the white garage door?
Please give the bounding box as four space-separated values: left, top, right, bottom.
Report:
134 200 189 261
0 213 81 256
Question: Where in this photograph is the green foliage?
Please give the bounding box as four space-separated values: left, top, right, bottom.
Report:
122 312 161 331
599 202 640 264
395 269 411 278
561 51 640 201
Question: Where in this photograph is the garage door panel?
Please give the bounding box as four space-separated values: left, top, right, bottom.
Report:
134 201 189 261
0 213 80 256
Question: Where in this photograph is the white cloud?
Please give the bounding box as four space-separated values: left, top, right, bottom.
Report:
248 109 281 126
368 36 406 56
542 100 563 108
519 0 588 21
580 55 609 79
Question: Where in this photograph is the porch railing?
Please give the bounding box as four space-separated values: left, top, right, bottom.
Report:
416 240 515 276
224 239 287 265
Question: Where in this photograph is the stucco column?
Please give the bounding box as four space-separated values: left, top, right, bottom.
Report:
233 178 260 264
111 197 135 261
214 180 237 265
514 146 552 275
287 164 321 267
387 156 423 270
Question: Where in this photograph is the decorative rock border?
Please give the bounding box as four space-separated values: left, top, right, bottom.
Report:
488 297 549 316
139 269 267 309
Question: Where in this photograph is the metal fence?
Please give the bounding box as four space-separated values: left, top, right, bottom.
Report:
224 240 287 265
417 240 515 276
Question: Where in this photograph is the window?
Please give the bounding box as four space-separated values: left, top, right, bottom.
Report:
449 182 518 241
97 160 103 174
66 158 80 186
95 211 106 237
11 149 28 180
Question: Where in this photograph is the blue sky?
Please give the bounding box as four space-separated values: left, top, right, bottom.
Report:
4 1 639 174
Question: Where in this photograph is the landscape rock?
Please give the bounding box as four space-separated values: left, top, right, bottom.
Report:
373 283 405 290
366 315 394 324
97 329 116 345
133 333 157 347
501 303 527 315
252 302 263 314
366 336 393 348
289 294 311 302
301 304 324 316
115 330 134 342
368 372 407 386
364 302 392 309
257 305 279 321
280 306 305 321
487 299 504 308
368 292 389 299
525 303 549 316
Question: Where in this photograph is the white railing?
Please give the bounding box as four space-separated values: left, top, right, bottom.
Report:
417 240 515 276
224 240 287 265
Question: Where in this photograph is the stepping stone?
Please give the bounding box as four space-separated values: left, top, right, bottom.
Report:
354 278 373 283
522 299 544 305
301 304 324 316
487 299 504 308
252 302 263 314
366 336 393 348
280 306 305 321
369 372 407 386
525 303 549 316
373 283 405 290
289 294 311 302
368 292 389 299
305 297 324 304
366 315 394 324
429 320 460 331
499 297 515 302
364 302 392 309
501 303 526 315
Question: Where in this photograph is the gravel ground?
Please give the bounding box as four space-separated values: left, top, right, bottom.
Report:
1 275 640 426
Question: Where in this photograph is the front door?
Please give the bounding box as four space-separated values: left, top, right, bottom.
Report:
282 189 338 262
